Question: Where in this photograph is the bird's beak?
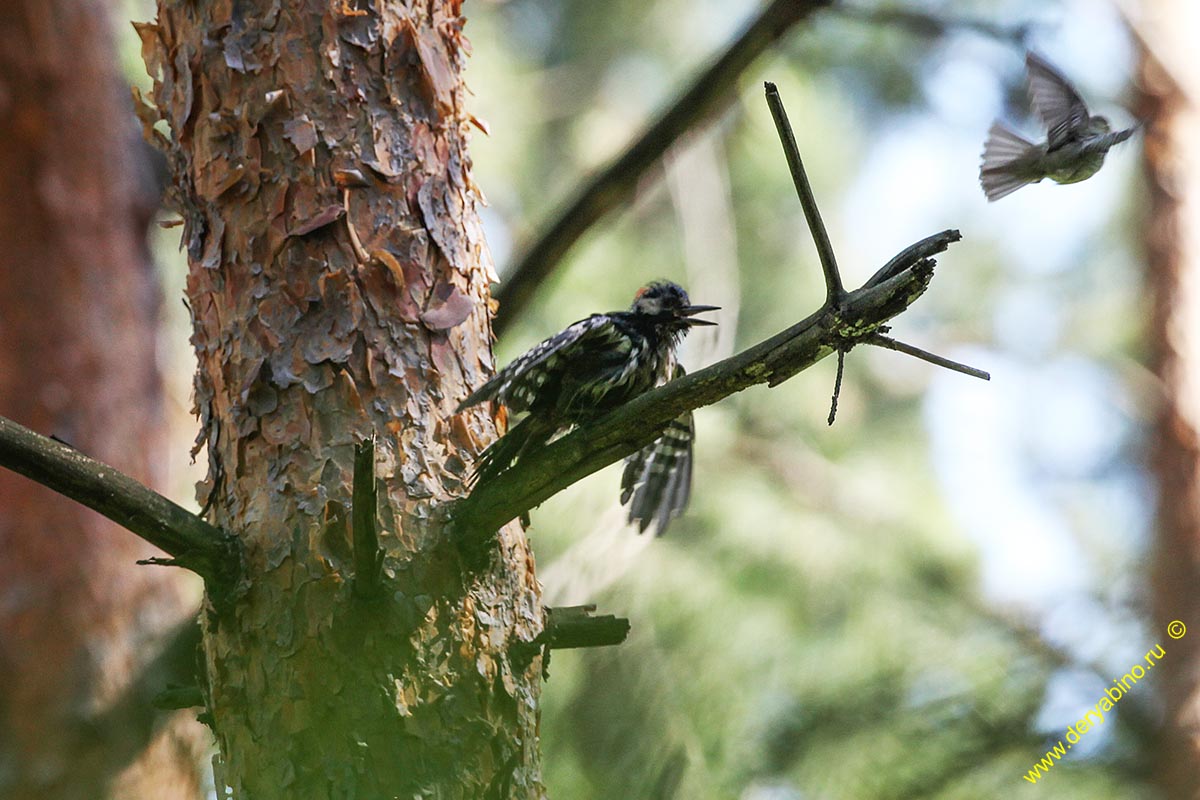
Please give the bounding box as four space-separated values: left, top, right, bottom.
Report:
679 304 720 326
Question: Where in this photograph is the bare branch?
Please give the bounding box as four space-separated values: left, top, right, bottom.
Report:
828 348 846 425
509 604 631 677
867 334 991 381
866 229 962 288
765 81 845 304
543 605 631 650
492 0 834 335
0 415 239 589
829 4 1032 47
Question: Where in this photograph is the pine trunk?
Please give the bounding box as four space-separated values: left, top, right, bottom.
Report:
138 0 545 795
0 0 205 797
1138 5 1200 797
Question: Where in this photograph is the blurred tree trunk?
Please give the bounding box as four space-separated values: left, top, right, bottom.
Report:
138 0 545 795
0 0 207 798
1138 4 1200 798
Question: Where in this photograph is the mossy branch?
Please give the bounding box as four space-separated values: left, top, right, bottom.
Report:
452 228 960 541
454 83 986 542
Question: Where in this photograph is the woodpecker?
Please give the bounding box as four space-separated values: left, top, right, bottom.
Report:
457 281 718 535
980 52 1137 202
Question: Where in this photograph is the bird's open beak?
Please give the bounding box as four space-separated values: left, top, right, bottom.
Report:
679 304 720 326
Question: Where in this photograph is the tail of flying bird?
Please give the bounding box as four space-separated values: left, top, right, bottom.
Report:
979 122 1041 202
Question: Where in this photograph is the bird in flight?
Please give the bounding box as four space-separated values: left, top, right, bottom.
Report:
980 52 1138 202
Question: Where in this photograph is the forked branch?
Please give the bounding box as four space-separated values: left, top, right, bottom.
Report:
452 235 952 541
453 84 987 542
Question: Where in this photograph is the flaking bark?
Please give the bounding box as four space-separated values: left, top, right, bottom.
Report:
138 0 544 795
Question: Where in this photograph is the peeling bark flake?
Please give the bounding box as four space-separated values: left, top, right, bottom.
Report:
283 115 319 154
421 283 475 331
404 17 456 115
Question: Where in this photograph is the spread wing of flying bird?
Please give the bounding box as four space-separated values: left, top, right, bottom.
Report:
1024 52 1090 148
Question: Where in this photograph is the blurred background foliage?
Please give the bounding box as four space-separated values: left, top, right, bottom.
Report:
124 0 1156 797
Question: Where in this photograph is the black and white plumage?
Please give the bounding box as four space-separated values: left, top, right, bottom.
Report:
620 368 694 535
457 281 717 535
980 52 1137 202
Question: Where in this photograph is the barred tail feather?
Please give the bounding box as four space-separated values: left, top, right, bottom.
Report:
979 122 1039 202
621 413 694 536
982 122 1036 164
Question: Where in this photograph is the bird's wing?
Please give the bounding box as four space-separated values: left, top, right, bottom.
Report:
1025 52 1089 148
457 315 617 413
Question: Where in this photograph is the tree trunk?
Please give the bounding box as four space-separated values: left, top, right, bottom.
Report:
0 0 206 797
1138 5 1200 798
138 0 545 795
